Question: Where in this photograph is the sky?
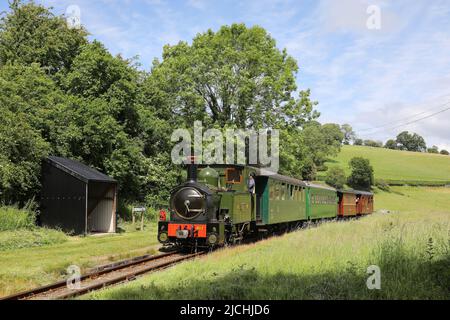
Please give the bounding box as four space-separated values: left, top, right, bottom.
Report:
2 0 450 150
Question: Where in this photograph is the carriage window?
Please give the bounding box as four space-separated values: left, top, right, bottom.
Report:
290 185 294 199
225 168 242 184
281 183 286 200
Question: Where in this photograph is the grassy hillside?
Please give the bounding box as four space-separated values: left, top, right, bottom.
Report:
85 187 450 300
322 145 450 185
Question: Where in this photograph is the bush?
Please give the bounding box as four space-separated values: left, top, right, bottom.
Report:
363 140 383 148
0 204 36 231
325 167 346 189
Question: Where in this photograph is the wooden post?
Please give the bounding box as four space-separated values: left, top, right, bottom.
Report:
132 206 146 231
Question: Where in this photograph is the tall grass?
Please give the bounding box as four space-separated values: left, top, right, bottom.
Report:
0 204 36 231
0 203 68 252
86 187 450 300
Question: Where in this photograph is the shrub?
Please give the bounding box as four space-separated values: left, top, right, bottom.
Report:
325 167 346 189
363 140 383 148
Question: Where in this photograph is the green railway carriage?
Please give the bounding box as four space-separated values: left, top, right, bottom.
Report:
258 174 307 225
305 183 338 220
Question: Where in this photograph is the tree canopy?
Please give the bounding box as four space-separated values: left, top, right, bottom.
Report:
395 131 426 152
347 157 374 191
148 24 315 129
0 1 345 207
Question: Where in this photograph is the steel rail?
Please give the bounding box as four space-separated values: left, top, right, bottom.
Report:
1 251 204 300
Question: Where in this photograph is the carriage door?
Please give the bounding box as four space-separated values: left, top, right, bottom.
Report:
255 177 268 224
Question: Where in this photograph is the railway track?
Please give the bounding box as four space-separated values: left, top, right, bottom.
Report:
1 250 205 300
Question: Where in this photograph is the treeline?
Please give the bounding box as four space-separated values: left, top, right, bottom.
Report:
353 131 449 155
0 1 345 207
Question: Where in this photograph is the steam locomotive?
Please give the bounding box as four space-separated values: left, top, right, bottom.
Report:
157 162 374 249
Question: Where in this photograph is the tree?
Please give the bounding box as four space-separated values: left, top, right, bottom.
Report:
0 1 178 206
364 140 383 148
347 157 374 191
300 122 343 169
440 150 449 156
147 23 318 128
427 145 439 154
396 131 426 152
341 124 356 145
0 110 50 204
353 138 363 146
325 166 346 189
384 139 397 150
0 0 87 75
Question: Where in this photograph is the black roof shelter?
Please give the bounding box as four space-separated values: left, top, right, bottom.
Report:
40 156 117 235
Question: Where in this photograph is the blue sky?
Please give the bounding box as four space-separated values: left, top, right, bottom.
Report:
2 0 450 149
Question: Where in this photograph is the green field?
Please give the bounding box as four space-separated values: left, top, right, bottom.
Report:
322 145 450 185
84 186 450 300
0 223 159 298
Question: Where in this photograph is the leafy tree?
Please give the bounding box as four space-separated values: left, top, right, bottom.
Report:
396 131 426 152
147 23 318 128
347 157 374 191
353 138 363 146
61 41 142 136
325 166 346 189
322 123 345 152
0 110 50 204
427 145 439 154
300 122 343 169
440 149 449 156
363 140 383 148
384 139 398 150
0 0 87 75
0 63 67 142
340 124 356 145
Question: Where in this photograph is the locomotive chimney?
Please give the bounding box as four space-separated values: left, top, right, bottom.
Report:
186 156 198 182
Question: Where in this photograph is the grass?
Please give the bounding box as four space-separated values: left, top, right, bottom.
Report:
85 186 450 300
0 229 68 251
0 221 159 297
0 205 36 231
0 205 69 251
321 145 450 185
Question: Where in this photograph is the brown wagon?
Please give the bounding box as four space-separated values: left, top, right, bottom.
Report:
338 190 374 217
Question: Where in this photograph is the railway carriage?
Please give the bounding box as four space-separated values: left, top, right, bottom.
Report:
158 162 373 249
337 190 374 217
356 191 374 215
